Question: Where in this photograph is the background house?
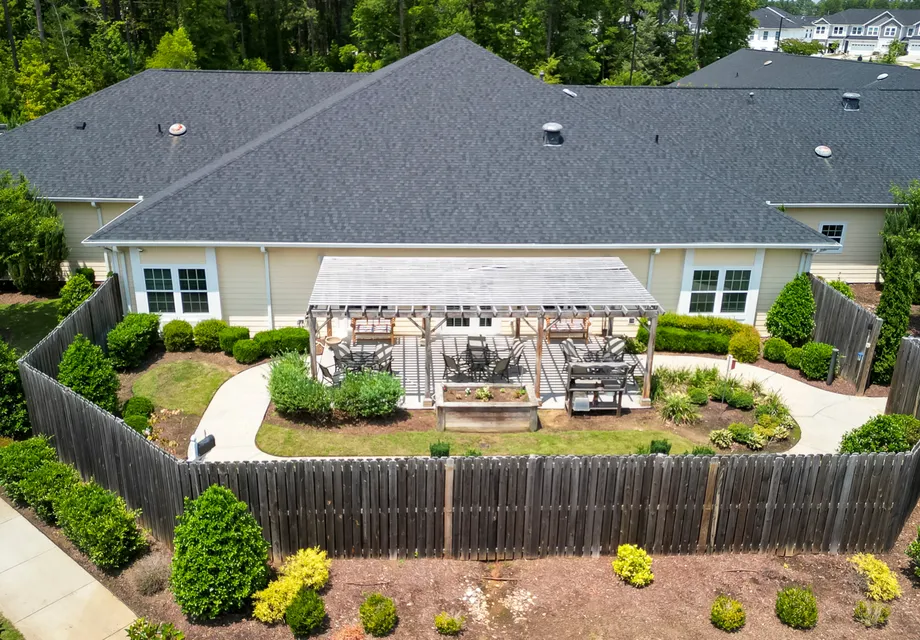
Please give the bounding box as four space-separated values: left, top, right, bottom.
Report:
812 9 920 55
748 8 819 51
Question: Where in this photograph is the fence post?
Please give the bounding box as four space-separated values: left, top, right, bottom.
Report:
443 458 454 558
697 460 720 553
827 348 838 385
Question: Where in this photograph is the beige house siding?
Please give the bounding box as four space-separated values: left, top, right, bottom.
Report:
139 247 207 265
755 249 804 333
786 207 885 283
57 202 133 280
216 248 271 331
269 249 319 328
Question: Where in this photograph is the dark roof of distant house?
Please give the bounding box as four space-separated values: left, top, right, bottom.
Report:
815 9 888 24
85 36 829 248
0 69 364 198
571 84 920 204
751 8 811 29
673 48 920 89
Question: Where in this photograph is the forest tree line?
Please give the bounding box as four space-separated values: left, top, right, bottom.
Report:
2 0 920 124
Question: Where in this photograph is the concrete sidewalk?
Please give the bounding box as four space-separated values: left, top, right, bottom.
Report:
0 498 135 640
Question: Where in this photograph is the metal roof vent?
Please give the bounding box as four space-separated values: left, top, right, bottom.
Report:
763 60 773 66
168 123 188 136
562 88 577 97
877 73 889 81
542 122 563 146
842 92 861 111
815 145 832 158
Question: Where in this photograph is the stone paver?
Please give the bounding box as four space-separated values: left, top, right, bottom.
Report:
0 498 135 640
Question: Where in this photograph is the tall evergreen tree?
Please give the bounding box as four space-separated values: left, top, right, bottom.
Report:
697 0 756 66
180 0 239 68
873 246 915 385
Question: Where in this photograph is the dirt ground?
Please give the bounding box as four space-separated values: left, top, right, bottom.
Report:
852 283 920 337
12 499 920 639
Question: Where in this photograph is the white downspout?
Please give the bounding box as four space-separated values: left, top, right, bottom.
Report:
112 247 132 313
91 201 110 274
261 246 274 330
647 248 660 290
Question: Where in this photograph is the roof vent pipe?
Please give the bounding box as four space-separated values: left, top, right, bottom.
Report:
842 92 860 111
542 122 563 146
539 70 545 82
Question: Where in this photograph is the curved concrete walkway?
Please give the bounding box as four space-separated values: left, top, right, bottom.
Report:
193 355 886 460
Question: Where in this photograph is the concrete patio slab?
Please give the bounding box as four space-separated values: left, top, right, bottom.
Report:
0 517 54 573
14 582 136 640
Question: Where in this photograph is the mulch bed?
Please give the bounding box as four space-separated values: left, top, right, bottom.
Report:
10 494 920 639
851 282 920 337
265 405 438 434
753 357 890 398
443 386 529 403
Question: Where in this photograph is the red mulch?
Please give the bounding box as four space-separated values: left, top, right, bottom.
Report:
10 496 920 639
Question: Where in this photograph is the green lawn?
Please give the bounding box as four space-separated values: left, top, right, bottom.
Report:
0 614 24 640
132 360 231 415
256 423 697 457
0 300 60 353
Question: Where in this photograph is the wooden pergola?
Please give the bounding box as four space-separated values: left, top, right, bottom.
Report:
305 257 662 404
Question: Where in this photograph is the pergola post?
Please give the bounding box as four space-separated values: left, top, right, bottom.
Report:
423 317 433 407
641 314 658 403
307 313 319 379
534 316 545 403
514 318 521 339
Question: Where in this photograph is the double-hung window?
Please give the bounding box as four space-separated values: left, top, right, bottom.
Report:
143 267 210 314
815 25 826 35
819 223 846 253
909 28 915 36
884 26 897 37
761 30 769 40
832 26 845 36
851 26 863 35
868 26 879 36
689 269 752 315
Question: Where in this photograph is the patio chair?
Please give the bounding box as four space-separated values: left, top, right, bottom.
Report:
318 363 346 386
599 337 626 362
443 353 468 380
509 341 525 372
371 344 393 372
561 339 581 364
489 356 512 382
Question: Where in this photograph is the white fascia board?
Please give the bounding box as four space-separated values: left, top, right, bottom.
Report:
767 201 901 209
47 196 143 203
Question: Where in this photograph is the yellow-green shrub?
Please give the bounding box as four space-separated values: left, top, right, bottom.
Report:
612 544 653 588
252 547 331 623
849 554 901 602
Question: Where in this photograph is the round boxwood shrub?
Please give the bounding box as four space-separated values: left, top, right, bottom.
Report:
163 319 194 352
766 273 816 347
58 273 94 321
286 587 326 637
612 544 654 587
233 339 263 364
57 334 120 414
434 611 464 636
785 347 803 370
193 319 228 352
839 414 920 453
726 389 754 411
107 313 161 369
763 337 791 363
728 326 761 364
123 396 154 418
171 485 269 620
219 326 250 355
711 594 745 632
278 327 311 354
360 593 397 637
828 279 854 299
687 387 709 406
0 338 30 438
775 586 818 630
75 266 96 283
0 437 58 504
799 342 835 381
254 330 284 357
19 460 80 523
334 371 405 419
124 414 149 433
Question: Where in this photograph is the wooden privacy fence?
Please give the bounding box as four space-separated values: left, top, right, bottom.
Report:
809 275 882 394
887 337 920 419
18 275 920 559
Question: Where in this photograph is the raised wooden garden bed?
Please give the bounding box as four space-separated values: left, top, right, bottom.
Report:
435 383 539 432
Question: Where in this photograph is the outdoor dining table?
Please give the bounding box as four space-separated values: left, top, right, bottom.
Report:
464 342 493 380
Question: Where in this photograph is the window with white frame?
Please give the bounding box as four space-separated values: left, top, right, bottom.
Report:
819 223 846 252
851 26 863 35
143 267 209 314
761 30 769 40
445 317 470 328
868 26 879 35
689 269 752 315
884 25 897 36
805 28 813 38
832 26 845 35
816 25 826 35
909 27 915 36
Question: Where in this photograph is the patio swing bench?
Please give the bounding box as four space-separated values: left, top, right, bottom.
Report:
351 317 396 344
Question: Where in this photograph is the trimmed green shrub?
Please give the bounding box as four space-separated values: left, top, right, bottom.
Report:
162 319 194 352
334 371 405 418
690 446 716 455
710 594 745 632
463 448 482 457
728 326 761 364
908 527 920 578
763 337 791 363
726 389 754 411
728 423 765 450
124 414 149 432
286 587 326 637
612 544 654 587
253 330 284 357
430 441 450 457
828 279 854 299
58 273 94 320
766 274 816 347
126 618 185 640
687 387 709 405
638 324 731 354
785 347 803 370
709 429 733 449
55 481 147 569
75 266 96 283
0 437 57 503
775 586 818 630
171 485 269 620
233 339 263 364
0 339 30 438
853 601 889 628
652 313 743 335
799 342 834 381
219 326 250 355
434 611 464 636
873 246 914 385
268 352 332 418
359 593 397 637
57 334 120 414
839 414 920 453
18 460 78 522
123 396 154 418
107 313 160 369
277 327 310 353
658 393 700 425
649 439 672 455
193 319 228 352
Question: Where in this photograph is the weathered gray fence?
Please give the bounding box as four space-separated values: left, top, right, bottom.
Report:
809 275 882 394
887 337 920 419
17 277 920 558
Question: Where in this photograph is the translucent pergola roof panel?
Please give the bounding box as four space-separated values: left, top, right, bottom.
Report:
306 257 661 318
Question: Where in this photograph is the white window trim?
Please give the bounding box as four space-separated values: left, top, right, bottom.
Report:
130 247 222 322
884 26 898 37
868 26 879 36
816 26 826 34
832 26 845 35
908 28 914 36
678 249 764 325
851 26 863 35
440 316 499 335
819 222 847 254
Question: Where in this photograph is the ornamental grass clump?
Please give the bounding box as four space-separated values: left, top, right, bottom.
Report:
612 544 654 588
775 586 818 630
853 601 890 628
658 393 699 425
359 593 398 637
252 547 331 623
710 594 745 632
848 554 901 602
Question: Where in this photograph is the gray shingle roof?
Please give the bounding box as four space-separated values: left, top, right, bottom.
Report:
673 48 920 89
87 36 830 248
572 85 920 204
817 9 888 24
0 69 364 198
751 8 810 29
